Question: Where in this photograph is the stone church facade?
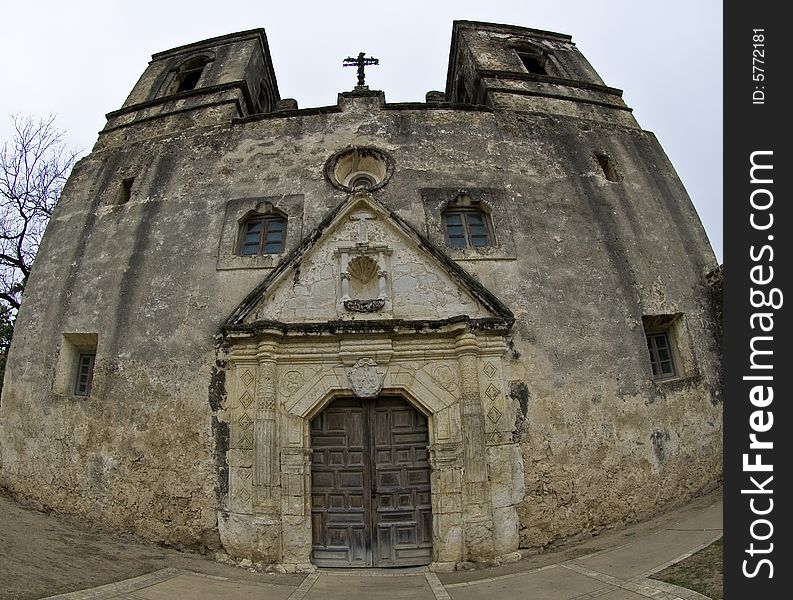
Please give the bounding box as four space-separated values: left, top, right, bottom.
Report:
0 22 721 571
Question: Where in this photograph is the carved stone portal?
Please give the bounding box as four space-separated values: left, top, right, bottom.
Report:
217 195 521 572
219 329 523 572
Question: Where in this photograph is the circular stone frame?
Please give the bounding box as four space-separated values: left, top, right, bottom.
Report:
324 146 394 192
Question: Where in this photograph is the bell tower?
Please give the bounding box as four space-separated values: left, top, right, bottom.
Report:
446 21 637 126
102 29 281 139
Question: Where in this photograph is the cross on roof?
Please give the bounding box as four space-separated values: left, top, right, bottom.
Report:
343 52 379 87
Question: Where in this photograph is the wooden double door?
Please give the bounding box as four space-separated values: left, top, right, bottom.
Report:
310 397 433 567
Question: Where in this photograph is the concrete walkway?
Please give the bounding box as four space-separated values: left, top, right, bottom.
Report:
42 492 722 600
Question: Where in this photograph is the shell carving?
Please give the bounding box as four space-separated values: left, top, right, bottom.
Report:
347 255 379 283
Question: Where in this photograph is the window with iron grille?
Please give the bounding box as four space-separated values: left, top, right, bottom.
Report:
442 209 493 249
74 353 96 396
238 215 286 255
646 332 677 379
53 333 98 397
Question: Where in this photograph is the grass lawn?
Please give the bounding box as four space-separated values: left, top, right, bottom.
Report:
652 537 723 600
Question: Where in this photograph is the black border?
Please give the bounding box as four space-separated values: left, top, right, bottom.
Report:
724 4 790 597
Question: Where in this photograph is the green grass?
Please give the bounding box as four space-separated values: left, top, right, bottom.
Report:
652 537 723 599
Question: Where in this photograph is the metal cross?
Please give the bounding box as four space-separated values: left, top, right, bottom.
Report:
343 52 379 87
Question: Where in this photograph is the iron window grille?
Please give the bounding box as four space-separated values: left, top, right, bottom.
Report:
74 353 96 396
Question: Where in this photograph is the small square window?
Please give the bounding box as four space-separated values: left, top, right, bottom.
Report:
642 314 687 382
646 332 676 379
118 177 134 205
595 153 621 182
53 333 98 397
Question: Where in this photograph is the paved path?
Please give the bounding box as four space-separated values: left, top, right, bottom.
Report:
36 491 721 600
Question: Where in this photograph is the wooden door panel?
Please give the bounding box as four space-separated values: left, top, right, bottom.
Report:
310 396 432 568
310 398 370 567
371 398 432 567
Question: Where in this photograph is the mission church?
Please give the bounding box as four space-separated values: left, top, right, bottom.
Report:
0 21 722 571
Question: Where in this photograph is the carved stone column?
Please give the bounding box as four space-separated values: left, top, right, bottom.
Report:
218 352 257 560
280 446 313 569
251 338 280 562
456 332 495 561
429 441 464 569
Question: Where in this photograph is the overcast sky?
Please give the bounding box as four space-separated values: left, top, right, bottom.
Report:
1 0 722 260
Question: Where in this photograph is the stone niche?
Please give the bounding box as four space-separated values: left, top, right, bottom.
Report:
336 218 393 316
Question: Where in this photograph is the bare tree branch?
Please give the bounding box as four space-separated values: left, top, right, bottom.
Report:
0 115 78 312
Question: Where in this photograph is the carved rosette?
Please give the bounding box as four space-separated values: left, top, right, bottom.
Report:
430 363 458 392
279 369 305 397
346 358 386 398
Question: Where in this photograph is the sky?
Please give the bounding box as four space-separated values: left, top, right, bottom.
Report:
0 0 722 261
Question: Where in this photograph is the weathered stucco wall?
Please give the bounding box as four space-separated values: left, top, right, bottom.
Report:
0 21 721 564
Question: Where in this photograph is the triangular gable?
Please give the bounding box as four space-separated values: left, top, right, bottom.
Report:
223 193 513 331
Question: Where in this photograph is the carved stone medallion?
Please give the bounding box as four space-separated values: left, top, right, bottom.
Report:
346 358 386 398
279 370 305 397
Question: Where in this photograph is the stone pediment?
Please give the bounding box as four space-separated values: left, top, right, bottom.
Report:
224 193 512 330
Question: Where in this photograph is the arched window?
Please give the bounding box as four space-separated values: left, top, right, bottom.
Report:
169 55 212 95
512 42 549 76
237 213 287 255
455 76 472 104
256 84 272 114
441 194 494 248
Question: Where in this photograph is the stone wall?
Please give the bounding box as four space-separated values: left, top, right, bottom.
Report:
0 22 721 566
